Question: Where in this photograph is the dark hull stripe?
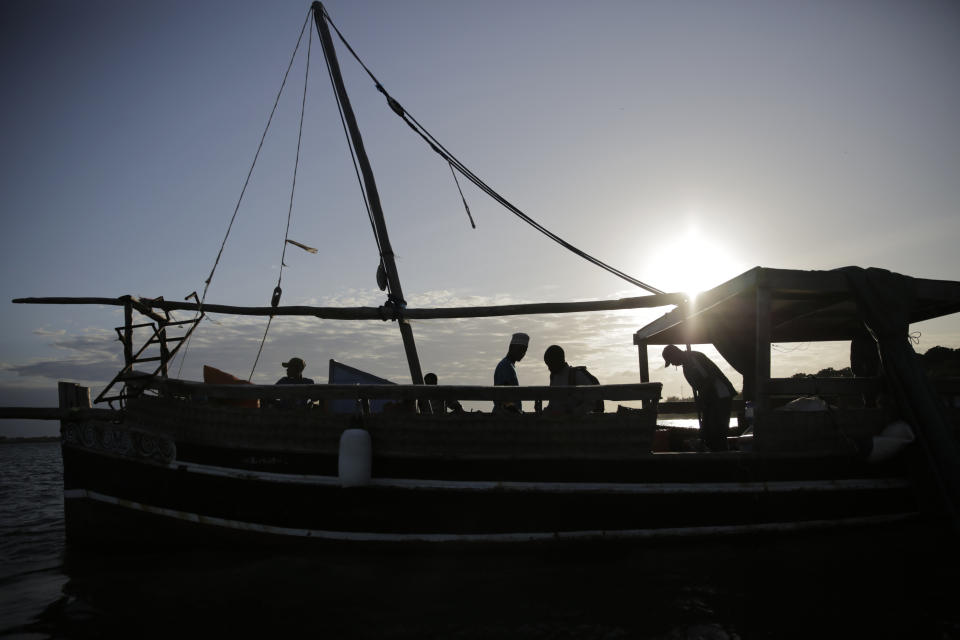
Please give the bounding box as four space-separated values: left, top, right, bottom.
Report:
63 489 918 543
176 460 911 495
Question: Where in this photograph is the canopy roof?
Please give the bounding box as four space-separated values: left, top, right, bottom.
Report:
634 266 960 346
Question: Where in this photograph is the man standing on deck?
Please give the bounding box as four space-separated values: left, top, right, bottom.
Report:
419 372 464 414
543 344 602 414
662 345 737 451
277 357 314 385
493 333 529 413
274 357 315 408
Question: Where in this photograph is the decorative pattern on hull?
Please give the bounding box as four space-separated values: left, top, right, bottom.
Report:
62 421 176 465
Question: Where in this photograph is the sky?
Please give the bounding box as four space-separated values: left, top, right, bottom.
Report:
1 0 958 436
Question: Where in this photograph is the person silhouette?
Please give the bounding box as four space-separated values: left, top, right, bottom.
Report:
419 372 464 414
274 357 315 408
542 344 602 414
662 345 736 451
493 333 529 413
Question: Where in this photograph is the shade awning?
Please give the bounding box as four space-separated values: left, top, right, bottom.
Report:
634 266 960 346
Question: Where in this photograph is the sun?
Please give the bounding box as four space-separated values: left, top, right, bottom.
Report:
641 226 744 298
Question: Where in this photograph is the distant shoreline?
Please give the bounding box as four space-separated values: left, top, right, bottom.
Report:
0 436 59 444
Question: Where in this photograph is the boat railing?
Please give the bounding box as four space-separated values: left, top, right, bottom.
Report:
765 376 882 400
137 376 662 409
743 376 890 453
659 379 886 425
658 399 745 414
13 294 684 409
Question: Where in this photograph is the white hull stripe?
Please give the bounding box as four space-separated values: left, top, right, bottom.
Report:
64 489 917 543
173 460 911 495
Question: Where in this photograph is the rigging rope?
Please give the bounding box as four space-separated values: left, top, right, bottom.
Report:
317 17 387 291
248 14 314 382
449 161 476 229
177 9 312 379
320 8 664 295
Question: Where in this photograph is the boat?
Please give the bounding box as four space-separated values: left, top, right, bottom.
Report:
8 2 960 548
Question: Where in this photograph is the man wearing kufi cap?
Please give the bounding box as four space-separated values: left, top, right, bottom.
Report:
493 333 529 413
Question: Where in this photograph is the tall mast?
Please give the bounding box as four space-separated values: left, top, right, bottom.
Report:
312 2 425 385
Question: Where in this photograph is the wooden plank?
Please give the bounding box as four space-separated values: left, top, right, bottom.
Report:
0 407 117 420
632 269 761 344
755 283 771 410
766 377 882 396
637 340 650 383
13 296 121 306
123 300 133 366
658 400 744 415
762 268 850 295
125 296 168 325
58 382 90 411
13 293 686 320
146 380 663 403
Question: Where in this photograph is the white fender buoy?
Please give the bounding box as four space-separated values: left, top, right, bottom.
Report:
868 420 915 463
338 428 372 487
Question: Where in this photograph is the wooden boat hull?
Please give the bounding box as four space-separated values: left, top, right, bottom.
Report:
60 398 923 548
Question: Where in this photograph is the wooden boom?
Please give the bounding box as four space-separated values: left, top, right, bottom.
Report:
12 293 686 320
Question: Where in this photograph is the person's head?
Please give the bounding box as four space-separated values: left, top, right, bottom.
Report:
662 345 684 368
508 332 529 361
283 357 306 377
543 345 565 373
424 372 438 385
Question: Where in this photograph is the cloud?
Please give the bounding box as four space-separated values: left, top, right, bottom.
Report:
2 358 121 385
2 326 123 387
32 328 66 337
32 326 117 358
49 335 117 360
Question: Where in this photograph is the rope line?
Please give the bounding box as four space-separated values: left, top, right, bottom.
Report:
249 16 315 382
177 9 312 379
449 161 476 229
317 12 385 274
321 8 663 296
249 315 275 382
199 10 312 309
280 24 313 277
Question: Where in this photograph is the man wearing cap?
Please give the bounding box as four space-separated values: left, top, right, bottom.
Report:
277 357 314 385
662 345 737 451
493 333 529 413
275 357 315 407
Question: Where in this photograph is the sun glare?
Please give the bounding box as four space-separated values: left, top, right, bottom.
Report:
641 225 743 299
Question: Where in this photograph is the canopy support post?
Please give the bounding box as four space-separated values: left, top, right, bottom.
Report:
637 340 650 383
754 282 772 412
